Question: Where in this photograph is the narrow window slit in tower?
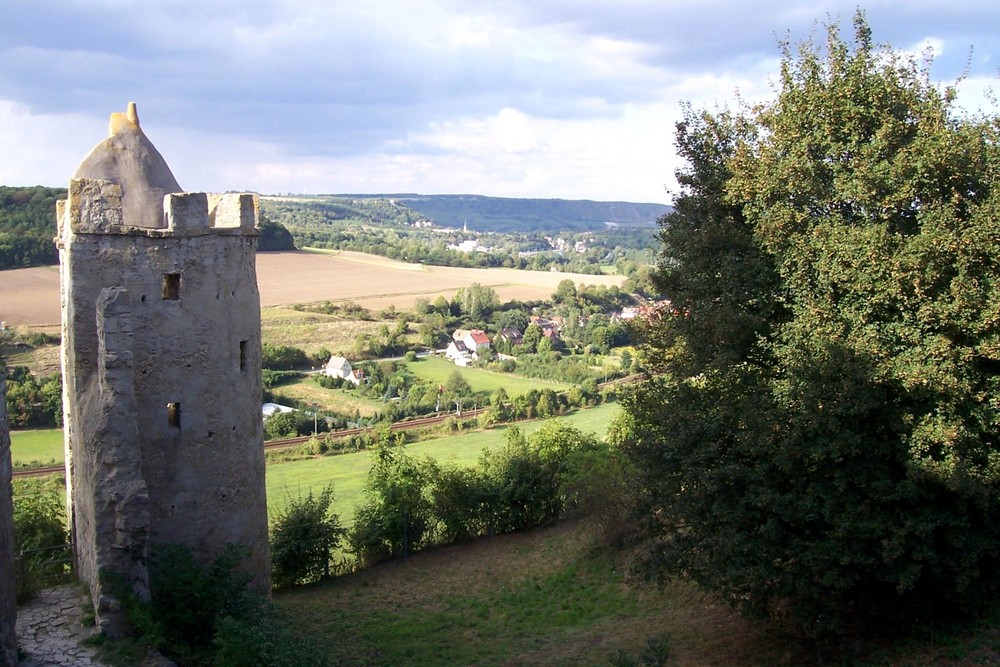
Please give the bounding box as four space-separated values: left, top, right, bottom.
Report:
239 340 248 373
162 273 180 300
167 402 181 430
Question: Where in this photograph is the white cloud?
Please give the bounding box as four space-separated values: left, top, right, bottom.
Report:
0 101 100 186
0 1 997 202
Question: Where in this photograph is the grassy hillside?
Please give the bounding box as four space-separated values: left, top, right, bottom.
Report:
9 428 62 467
276 516 1000 667
272 518 810 666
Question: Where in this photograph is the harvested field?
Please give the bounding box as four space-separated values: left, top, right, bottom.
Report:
0 265 61 328
261 307 393 357
0 250 626 327
4 343 61 376
258 250 627 312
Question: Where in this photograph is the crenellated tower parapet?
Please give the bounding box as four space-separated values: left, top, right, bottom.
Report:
57 180 258 238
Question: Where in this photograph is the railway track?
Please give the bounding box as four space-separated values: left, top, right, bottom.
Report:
13 407 487 479
11 375 647 480
12 465 65 479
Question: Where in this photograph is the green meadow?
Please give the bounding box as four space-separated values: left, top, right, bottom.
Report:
265 402 619 523
405 355 570 396
9 428 63 467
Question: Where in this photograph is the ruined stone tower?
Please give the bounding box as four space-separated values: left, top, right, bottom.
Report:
57 104 269 633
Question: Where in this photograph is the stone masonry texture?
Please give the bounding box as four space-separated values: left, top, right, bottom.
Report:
57 104 270 635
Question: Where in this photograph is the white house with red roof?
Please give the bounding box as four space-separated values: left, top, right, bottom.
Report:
446 329 492 364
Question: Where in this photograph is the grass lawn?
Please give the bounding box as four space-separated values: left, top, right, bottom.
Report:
10 428 63 467
407 355 570 396
265 403 620 523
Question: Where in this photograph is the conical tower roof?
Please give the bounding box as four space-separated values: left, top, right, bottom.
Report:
73 102 182 228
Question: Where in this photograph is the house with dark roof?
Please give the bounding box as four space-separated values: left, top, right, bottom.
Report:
498 327 523 345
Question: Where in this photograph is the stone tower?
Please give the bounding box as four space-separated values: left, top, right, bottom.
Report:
57 104 269 634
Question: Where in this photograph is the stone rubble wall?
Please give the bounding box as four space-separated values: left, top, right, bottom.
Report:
87 287 150 636
0 370 18 666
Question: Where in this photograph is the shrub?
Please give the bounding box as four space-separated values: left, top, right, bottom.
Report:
104 544 327 666
314 374 342 390
428 465 491 543
264 411 299 440
12 476 69 601
348 445 435 565
262 369 299 388
147 544 256 660
261 343 309 371
481 428 562 533
12 477 67 553
270 485 344 588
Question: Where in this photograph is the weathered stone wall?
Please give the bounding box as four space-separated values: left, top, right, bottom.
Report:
59 180 269 630
76 287 151 636
0 370 18 667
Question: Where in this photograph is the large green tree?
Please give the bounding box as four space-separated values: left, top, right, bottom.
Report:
451 283 500 320
620 14 1000 634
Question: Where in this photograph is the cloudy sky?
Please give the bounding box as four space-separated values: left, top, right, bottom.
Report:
1 1 997 204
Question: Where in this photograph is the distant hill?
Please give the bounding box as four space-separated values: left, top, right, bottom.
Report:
0 187 671 270
329 194 671 233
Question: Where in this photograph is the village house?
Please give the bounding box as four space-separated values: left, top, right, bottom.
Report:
614 300 674 322
529 315 562 341
455 329 491 355
618 306 640 321
498 327 523 346
446 329 492 365
445 338 471 363
325 355 362 385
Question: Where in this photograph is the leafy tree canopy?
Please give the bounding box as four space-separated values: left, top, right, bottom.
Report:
257 213 296 251
620 12 1000 635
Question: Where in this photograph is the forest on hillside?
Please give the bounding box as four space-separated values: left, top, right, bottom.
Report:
252 195 661 279
0 186 63 269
